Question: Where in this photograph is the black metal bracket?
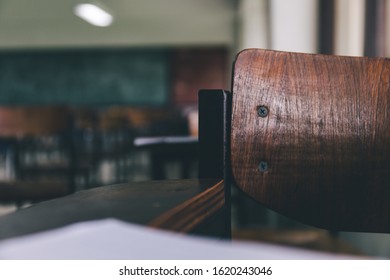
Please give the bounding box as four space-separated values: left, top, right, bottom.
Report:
198 89 232 238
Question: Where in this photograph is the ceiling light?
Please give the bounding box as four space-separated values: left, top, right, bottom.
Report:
74 3 113 27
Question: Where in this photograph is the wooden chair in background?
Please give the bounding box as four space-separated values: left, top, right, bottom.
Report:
0 106 75 203
100 106 193 181
69 106 193 187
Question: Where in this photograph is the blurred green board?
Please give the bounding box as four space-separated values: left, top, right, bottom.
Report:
0 49 169 106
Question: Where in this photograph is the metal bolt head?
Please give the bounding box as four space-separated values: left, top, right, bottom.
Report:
258 161 268 172
257 105 269 118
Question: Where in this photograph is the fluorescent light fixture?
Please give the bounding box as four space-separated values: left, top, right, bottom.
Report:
74 3 113 27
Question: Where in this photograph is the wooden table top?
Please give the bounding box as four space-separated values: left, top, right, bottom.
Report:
0 179 225 240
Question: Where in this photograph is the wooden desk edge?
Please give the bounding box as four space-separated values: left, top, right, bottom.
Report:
149 180 225 233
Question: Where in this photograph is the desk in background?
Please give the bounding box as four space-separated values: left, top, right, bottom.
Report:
134 136 198 180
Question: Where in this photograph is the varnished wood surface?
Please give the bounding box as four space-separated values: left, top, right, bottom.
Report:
0 179 225 240
231 49 390 232
150 180 224 232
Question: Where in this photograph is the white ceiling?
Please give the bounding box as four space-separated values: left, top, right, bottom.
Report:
0 0 237 49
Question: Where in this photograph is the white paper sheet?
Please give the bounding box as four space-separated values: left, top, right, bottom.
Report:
0 219 360 260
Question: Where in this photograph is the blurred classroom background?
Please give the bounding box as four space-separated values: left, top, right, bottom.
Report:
0 0 389 257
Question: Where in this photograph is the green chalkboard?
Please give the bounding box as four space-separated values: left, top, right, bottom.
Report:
0 49 169 106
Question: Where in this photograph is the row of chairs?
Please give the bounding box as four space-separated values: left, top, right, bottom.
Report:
0 106 187 204
0 107 74 203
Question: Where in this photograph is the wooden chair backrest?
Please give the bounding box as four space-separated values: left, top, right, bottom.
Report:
97 107 177 132
231 49 390 233
0 106 70 138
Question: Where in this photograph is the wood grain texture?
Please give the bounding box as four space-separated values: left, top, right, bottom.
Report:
149 180 224 232
231 49 390 232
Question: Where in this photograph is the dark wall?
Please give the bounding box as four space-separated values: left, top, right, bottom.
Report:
171 48 228 107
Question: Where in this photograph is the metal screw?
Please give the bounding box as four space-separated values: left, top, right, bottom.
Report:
257 105 269 118
258 161 268 172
